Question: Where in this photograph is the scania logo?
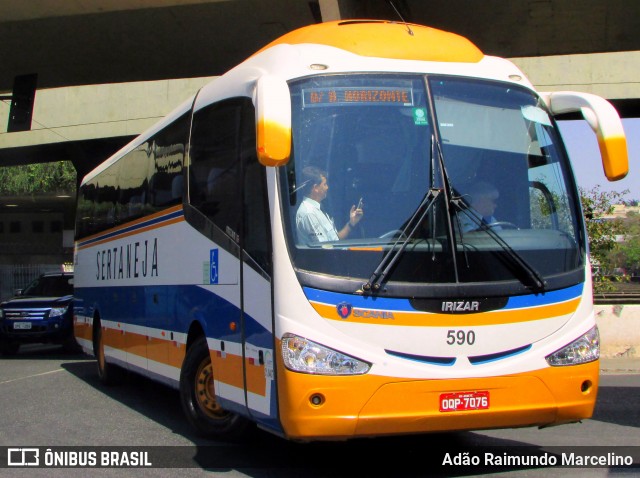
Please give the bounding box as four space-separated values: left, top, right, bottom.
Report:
336 302 352 319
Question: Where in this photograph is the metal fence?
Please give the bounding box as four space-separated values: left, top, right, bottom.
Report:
0 264 62 301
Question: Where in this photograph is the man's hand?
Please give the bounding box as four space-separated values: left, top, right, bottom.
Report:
349 204 364 226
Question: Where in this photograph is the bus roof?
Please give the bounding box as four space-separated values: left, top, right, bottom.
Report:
253 20 484 64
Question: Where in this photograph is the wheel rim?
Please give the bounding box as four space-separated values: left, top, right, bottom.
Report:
195 357 227 419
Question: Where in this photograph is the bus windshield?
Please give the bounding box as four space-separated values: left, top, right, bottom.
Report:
280 74 585 296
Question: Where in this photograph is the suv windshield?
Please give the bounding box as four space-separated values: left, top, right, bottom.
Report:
22 275 74 297
280 74 584 297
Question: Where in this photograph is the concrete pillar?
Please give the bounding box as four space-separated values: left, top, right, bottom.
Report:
318 0 361 21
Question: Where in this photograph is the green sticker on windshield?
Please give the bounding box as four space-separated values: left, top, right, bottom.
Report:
413 108 428 125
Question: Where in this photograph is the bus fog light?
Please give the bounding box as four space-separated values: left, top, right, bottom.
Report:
282 333 370 375
546 326 599 366
310 393 325 406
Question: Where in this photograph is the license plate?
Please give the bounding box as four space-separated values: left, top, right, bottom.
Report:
440 391 489 412
13 322 32 330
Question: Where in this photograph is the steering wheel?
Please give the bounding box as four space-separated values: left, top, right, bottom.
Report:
485 221 519 230
379 229 408 239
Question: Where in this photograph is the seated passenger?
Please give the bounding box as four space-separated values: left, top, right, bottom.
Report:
459 181 501 232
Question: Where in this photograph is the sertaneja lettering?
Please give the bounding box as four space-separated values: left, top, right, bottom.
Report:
96 238 159 281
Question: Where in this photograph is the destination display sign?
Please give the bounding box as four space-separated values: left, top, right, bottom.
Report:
302 86 414 107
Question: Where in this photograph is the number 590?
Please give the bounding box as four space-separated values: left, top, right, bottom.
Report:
446 329 475 345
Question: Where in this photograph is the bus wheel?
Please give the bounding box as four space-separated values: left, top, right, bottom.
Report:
180 336 250 440
94 317 121 385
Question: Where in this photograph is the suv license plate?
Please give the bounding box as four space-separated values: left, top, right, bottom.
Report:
13 322 32 330
440 391 489 412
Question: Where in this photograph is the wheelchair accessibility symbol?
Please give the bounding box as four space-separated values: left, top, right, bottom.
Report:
210 249 219 284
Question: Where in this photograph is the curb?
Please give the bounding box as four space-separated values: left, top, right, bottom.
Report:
599 358 640 375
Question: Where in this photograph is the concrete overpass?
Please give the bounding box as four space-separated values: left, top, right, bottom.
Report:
1 0 639 170
0 0 638 268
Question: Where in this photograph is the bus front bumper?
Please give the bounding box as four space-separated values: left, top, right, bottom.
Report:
277 360 599 440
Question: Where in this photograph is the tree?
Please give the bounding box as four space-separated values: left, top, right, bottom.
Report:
0 161 76 196
580 185 628 291
608 210 640 276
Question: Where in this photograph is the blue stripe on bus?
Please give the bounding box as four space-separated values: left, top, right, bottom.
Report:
75 283 272 348
303 283 583 312
78 209 184 248
504 283 583 308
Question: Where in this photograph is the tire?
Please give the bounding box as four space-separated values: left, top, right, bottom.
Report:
179 335 250 440
93 317 122 385
0 339 19 356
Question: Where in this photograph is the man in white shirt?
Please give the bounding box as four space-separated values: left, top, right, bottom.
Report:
296 166 363 244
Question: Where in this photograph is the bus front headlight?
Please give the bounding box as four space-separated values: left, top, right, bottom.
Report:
281 333 370 375
546 326 600 366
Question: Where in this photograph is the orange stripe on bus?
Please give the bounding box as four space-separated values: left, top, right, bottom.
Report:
78 216 184 250
211 351 245 389
245 360 267 396
80 205 184 249
94 325 265 395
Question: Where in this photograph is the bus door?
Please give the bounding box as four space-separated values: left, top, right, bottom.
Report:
188 98 248 416
239 103 276 423
189 97 275 421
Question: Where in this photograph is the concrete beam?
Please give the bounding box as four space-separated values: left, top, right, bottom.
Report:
511 51 640 100
0 0 232 22
0 77 213 149
1 51 639 153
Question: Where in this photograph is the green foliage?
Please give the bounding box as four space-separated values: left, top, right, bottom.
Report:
580 186 626 259
0 161 76 195
529 187 573 235
580 186 630 292
606 208 640 277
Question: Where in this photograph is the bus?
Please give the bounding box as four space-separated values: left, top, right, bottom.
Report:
73 20 629 441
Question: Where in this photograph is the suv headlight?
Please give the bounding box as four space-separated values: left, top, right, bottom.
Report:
49 306 69 318
282 333 371 375
546 326 599 366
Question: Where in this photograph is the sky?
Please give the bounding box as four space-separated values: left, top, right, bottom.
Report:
558 118 640 201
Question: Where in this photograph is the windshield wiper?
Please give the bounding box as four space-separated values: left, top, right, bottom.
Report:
455 206 547 292
361 132 450 294
362 188 441 293
430 120 546 293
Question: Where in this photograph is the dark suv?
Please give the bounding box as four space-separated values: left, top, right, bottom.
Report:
0 272 76 355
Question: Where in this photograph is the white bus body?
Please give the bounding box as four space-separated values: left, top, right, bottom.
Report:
74 20 628 440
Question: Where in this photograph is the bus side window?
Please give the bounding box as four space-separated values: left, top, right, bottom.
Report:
118 145 149 223
189 99 243 241
148 112 189 209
